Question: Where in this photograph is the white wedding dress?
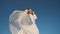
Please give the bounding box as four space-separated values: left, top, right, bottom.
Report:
9 9 39 34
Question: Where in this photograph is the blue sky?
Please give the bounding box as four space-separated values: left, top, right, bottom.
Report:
0 0 60 34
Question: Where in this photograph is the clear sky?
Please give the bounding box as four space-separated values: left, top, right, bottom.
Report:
0 0 60 34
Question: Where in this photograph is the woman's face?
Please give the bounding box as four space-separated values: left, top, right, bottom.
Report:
27 9 37 20
27 9 33 15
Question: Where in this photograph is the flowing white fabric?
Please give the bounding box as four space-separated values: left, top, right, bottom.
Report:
9 9 39 34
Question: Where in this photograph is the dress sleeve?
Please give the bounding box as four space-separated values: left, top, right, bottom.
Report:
9 10 24 34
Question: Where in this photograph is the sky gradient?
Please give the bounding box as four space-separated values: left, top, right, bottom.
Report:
0 0 60 34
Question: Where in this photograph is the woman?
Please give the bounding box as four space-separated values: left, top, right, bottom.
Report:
9 9 39 34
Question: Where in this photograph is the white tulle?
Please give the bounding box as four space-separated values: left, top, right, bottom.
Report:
9 9 39 34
